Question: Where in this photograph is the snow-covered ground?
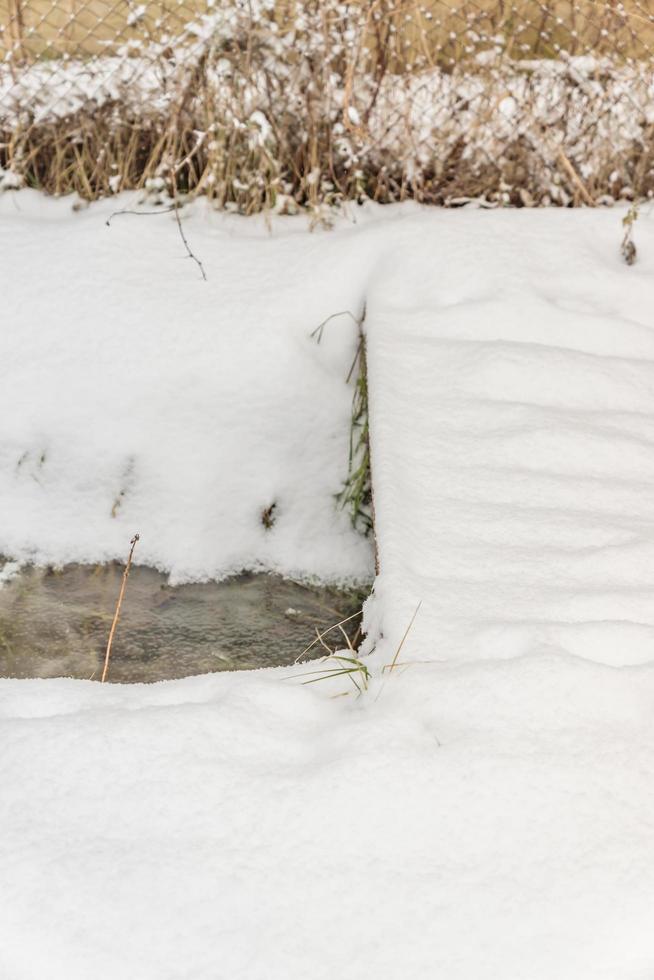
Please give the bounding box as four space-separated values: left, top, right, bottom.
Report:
364 206 654 668
3 655 654 980
0 191 375 585
3 193 654 979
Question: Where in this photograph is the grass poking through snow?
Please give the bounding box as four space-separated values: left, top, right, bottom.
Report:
338 310 373 538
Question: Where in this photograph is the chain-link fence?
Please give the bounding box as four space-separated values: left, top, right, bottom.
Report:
4 1 654 62
2 1 207 59
2 1 654 207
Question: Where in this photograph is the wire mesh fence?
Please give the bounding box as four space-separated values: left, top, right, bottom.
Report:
2 1 654 207
4 1 654 63
2 1 205 60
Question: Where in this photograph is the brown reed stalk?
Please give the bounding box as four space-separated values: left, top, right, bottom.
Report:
101 533 140 683
2 1 654 208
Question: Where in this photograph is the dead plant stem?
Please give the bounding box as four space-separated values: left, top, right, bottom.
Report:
101 533 140 683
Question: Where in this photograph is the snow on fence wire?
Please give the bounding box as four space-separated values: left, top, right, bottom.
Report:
2 0 654 207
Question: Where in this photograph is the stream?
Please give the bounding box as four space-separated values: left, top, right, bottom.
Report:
0 560 368 683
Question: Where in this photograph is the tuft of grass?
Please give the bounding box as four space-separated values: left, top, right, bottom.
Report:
337 314 373 537
294 611 370 695
294 609 363 664
298 654 371 695
310 306 372 537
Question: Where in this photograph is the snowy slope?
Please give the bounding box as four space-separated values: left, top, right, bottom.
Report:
364 207 654 667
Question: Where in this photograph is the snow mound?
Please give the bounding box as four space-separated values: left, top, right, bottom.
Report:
0 192 380 584
364 207 654 667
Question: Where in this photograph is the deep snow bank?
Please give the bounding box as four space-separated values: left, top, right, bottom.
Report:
0 191 378 584
363 206 654 667
5 195 654 670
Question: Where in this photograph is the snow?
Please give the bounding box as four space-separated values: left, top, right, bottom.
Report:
2 654 654 979
0 190 375 585
363 207 654 669
1 52 651 205
4 195 654 978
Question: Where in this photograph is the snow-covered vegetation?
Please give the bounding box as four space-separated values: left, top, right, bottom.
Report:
3 0 654 207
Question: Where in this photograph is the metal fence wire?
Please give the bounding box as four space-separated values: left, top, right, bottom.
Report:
4 3 654 64
2 1 654 206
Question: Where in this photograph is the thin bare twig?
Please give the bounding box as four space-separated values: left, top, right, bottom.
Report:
101 533 140 683
106 206 176 224
311 310 361 344
106 202 207 281
172 199 207 281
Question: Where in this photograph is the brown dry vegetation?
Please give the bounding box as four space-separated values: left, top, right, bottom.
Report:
2 0 654 208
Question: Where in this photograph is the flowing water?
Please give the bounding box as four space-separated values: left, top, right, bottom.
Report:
0 560 368 683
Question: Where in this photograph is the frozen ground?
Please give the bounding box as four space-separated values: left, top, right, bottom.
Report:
2 194 654 978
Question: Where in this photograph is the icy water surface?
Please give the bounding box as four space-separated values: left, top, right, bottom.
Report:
0 561 366 683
